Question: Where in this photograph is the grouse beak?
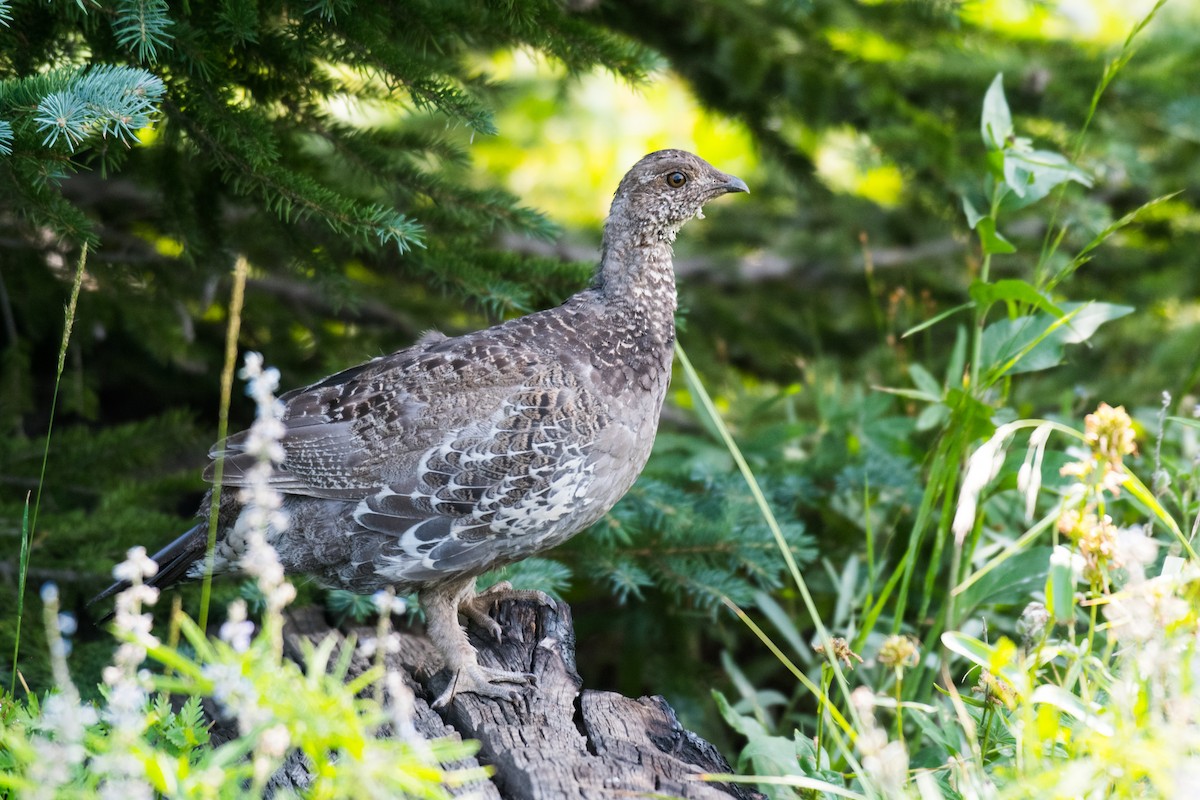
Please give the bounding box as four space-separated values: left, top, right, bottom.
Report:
721 174 750 195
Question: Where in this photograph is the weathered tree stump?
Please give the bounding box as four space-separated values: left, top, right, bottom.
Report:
261 598 761 799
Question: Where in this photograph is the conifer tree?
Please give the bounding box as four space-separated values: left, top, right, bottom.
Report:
0 0 816 698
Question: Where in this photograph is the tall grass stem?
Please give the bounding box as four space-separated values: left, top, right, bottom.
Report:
9 245 87 695
198 256 250 633
675 342 865 734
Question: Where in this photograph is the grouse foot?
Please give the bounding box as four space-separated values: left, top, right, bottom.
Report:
460 580 558 642
421 576 539 708
430 661 535 709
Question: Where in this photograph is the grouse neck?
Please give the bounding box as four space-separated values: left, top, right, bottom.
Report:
595 222 679 331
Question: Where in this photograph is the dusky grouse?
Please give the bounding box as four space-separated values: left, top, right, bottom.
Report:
97 149 749 706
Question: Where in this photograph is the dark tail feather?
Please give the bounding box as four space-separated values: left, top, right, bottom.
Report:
89 523 211 620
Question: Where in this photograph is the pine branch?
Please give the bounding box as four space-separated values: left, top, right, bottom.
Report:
111 0 174 64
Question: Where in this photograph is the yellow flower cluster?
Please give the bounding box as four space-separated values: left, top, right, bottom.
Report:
1084 402 1138 466
1059 403 1137 498
877 635 920 670
1057 508 1120 582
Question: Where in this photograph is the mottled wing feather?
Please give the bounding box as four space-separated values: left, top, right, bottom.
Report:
362 373 610 583
205 334 542 501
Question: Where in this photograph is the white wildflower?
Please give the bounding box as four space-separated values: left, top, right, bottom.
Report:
1105 570 1192 646
850 687 909 796
1017 422 1053 520
112 546 159 583
203 661 268 735
258 724 291 758
356 633 401 660
373 589 405 617
40 582 59 604
98 779 152 800
1115 525 1159 584
383 670 422 745
219 599 255 653
953 429 1010 544
1050 544 1086 582
864 741 909 797
26 691 98 799
96 576 157 799
233 352 296 614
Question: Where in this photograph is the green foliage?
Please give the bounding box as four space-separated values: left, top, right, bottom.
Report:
596 473 815 611
706 5 1200 796
0 571 483 798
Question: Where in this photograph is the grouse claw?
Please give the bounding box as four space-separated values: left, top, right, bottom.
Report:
431 664 537 709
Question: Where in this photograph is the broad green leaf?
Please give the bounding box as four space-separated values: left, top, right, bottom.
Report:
945 325 967 388
908 363 942 396
969 279 1064 318
981 73 1012 149
916 402 949 432
958 547 1052 614
941 632 1023 689
976 216 1015 254
1047 302 1133 344
712 691 804 800
980 302 1133 377
1030 685 1113 736
1046 548 1077 625
1002 148 1092 204
944 388 997 442
941 630 996 671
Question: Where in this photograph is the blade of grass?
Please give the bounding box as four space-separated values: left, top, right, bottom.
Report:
676 341 865 734
722 596 859 758
198 256 250 633
952 510 1058 598
699 773 868 799
1123 470 1198 561
901 302 973 339
9 495 31 696
9 244 87 696
1035 0 1171 285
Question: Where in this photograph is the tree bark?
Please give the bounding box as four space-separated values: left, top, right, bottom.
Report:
253 598 762 800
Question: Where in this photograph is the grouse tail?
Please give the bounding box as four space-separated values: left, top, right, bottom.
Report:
89 522 211 617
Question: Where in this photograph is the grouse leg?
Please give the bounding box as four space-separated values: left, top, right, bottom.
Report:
421 575 536 709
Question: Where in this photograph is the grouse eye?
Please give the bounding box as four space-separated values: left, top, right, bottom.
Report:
666 171 687 188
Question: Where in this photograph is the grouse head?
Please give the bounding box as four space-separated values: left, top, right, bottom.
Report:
606 149 749 244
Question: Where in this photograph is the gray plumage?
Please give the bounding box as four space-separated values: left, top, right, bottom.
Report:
97 149 748 705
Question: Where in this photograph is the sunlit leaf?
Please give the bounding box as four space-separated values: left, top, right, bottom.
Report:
981 73 1012 150
1030 685 1113 736
1002 148 1092 204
